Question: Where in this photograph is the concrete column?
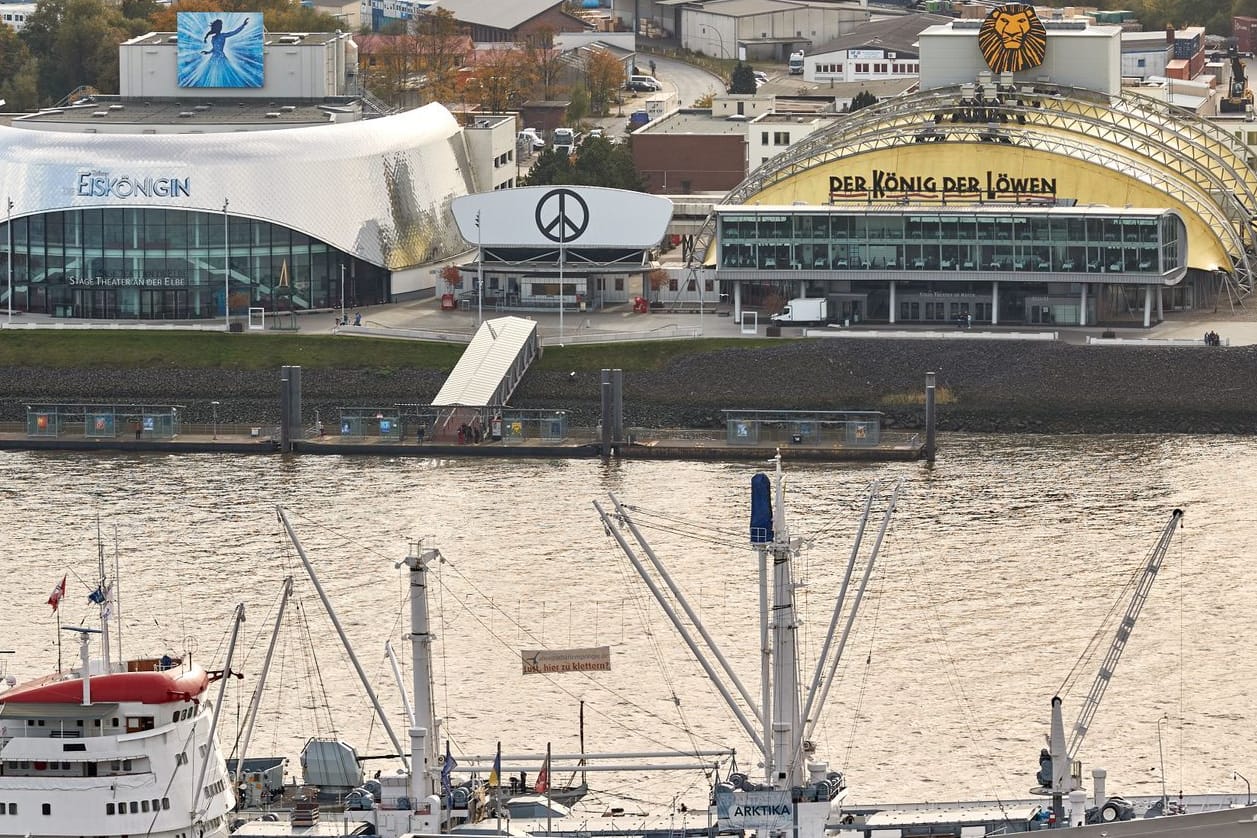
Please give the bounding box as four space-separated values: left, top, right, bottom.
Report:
734 281 742 322
889 280 896 324
1079 283 1088 326
1143 284 1153 328
991 281 999 325
1157 285 1164 321
799 279 806 298
924 372 936 463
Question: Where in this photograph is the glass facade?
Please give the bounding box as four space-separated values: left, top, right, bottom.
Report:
717 210 1180 276
0 208 387 319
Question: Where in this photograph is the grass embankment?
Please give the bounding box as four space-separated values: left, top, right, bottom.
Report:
0 331 774 372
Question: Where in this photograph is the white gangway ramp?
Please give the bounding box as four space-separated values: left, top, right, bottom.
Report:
430 316 540 439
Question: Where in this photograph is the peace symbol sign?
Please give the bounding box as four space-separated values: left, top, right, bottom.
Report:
535 188 590 243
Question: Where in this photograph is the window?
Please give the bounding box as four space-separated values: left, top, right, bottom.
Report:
773 131 790 145
614 278 624 291
107 804 116 815
142 800 150 813
1137 58 1146 67
130 802 139 813
760 131 769 144
42 803 51 815
162 798 170 810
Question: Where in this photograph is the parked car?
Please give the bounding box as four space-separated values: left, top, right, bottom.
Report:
588 127 605 139
626 74 662 92
517 128 545 151
753 70 769 83
628 110 650 130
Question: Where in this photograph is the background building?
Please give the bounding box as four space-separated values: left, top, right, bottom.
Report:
692 11 1257 326
0 26 515 322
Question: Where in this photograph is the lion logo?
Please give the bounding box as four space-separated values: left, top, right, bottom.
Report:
978 4 1047 74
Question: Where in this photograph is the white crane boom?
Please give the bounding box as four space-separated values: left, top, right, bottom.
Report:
1067 508 1184 760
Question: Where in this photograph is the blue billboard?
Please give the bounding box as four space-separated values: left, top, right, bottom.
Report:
177 12 264 88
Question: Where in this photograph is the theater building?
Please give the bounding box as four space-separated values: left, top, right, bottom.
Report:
0 25 487 321
698 8 1257 326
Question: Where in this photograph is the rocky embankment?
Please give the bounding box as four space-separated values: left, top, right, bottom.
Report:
2 339 1256 434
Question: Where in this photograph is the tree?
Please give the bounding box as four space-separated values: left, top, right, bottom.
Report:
521 147 574 186
570 136 645 190
21 0 129 100
523 137 645 191
522 27 565 101
467 48 531 113
413 7 465 104
0 26 40 110
693 91 714 108
361 35 420 107
729 61 757 94
849 90 878 112
149 0 341 33
584 48 623 116
567 84 589 124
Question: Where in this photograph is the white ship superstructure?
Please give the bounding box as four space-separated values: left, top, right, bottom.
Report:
0 635 238 838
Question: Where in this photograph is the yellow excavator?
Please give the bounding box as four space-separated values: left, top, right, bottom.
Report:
1221 46 1254 113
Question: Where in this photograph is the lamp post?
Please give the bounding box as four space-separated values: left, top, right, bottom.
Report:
1157 715 1169 808
5 196 12 326
701 25 727 59
222 199 230 331
475 210 483 329
210 401 219 439
1236 771 1252 806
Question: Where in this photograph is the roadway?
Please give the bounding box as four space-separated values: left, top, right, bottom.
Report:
601 53 724 136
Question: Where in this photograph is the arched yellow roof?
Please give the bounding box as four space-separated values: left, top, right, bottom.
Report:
697 85 1256 287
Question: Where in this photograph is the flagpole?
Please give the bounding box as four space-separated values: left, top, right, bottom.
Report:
545 741 552 835
56 608 62 672
494 741 501 836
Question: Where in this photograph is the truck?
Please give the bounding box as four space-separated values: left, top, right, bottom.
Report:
788 50 805 75
770 297 829 325
553 127 579 154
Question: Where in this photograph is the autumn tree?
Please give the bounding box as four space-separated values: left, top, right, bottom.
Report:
413 7 465 104
467 48 532 113
522 27 565 100
149 0 341 33
362 35 420 107
584 47 623 116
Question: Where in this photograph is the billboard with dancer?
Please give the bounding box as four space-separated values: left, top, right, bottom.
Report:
177 12 264 88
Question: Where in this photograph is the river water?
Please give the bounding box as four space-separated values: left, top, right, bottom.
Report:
1 435 1255 811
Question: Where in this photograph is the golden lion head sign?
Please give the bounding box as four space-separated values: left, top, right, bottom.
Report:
978 3 1047 73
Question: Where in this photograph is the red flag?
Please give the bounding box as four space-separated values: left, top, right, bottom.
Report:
47 575 67 612
535 747 550 794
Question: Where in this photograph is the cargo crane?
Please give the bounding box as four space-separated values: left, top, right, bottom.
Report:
1221 47 1254 113
1034 508 1185 826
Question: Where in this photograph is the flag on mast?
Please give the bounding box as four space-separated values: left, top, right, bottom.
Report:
488 742 501 788
47 575 67 612
535 743 551 794
441 741 457 798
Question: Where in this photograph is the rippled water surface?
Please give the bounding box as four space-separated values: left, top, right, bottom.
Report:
1 435 1254 809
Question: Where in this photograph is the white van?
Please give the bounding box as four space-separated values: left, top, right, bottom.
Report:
627 74 662 92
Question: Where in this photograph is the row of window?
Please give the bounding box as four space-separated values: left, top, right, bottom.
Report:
204 779 227 799
720 215 1166 243
760 131 793 146
813 62 920 74
106 797 171 815
720 242 1170 272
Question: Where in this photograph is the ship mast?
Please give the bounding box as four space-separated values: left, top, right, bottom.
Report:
754 459 804 794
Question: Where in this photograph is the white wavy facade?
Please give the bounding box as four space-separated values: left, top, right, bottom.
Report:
0 104 474 318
